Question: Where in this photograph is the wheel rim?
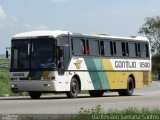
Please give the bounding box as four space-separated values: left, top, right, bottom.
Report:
71 81 78 94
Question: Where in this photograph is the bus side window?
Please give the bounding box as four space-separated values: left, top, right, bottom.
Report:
81 39 89 55
89 40 99 56
110 41 113 55
140 43 146 58
81 39 86 54
140 43 148 58
113 42 116 56
135 43 138 57
72 38 83 55
128 42 136 57
145 43 149 57
100 41 105 56
138 43 141 57
115 41 122 57
103 41 112 56
121 42 126 56
135 43 141 57
86 40 89 55
126 42 129 56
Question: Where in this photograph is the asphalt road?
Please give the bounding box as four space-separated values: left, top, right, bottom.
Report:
0 81 160 114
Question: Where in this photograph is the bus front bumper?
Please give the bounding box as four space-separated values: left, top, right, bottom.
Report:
11 80 60 93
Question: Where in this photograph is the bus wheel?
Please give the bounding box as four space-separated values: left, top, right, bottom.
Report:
89 90 104 97
66 77 79 98
118 77 134 96
29 92 41 99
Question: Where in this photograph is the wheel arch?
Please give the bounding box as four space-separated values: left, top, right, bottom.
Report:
129 74 135 88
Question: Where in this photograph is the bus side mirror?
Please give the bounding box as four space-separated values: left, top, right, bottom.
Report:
57 46 65 75
6 50 9 58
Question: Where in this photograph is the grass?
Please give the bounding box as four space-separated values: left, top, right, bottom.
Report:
0 59 11 96
76 105 160 120
0 59 28 96
10 105 160 120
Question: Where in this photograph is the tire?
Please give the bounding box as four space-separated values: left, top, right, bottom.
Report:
118 90 125 96
89 90 104 97
29 92 41 99
118 77 134 96
66 77 79 98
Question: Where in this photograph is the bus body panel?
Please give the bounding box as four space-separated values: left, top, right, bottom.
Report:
67 57 151 90
10 57 151 92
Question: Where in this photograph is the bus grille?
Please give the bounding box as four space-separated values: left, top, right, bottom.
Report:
19 77 41 80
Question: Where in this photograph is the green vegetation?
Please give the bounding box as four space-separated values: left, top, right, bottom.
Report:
0 59 11 96
13 105 160 120
84 105 160 114
139 16 160 81
77 105 160 120
0 59 27 96
152 54 160 80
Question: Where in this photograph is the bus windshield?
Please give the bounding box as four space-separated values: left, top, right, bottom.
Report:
11 38 56 70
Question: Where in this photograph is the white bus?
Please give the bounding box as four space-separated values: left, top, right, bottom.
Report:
8 30 151 99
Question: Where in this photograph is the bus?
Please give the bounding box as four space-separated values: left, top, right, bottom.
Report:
8 30 151 99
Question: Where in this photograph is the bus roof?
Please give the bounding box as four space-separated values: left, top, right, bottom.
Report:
12 30 149 42
80 34 149 41
13 30 71 39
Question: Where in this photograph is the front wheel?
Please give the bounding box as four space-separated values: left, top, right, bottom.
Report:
118 77 134 96
66 77 79 98
29 92 41 99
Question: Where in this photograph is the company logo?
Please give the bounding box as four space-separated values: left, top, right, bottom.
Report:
74 60 82 69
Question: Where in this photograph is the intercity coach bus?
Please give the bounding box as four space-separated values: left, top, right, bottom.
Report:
8 30 151 99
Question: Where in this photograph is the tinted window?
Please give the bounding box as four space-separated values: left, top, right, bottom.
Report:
104 41 112 56
11 38 56 69
115 41 122 57
140 43 146 58
11 41 30 69
89 40 99 56
72 38 83 55
100 41 105 56
128 42 136 57
57 36 69 46
122 42 127 56
145 43 149 57
31 39 55 68
140 43 149 58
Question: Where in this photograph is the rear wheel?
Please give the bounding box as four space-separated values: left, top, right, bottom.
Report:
89 90 104 97
66 77 79 98
118 77 134 96
29 92 41 99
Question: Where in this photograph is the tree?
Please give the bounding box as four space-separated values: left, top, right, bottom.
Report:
152 54 160 80
139 16 160 80
139 16 160 53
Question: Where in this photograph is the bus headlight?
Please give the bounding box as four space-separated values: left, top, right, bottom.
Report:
11 84 17 88
44 84 51 87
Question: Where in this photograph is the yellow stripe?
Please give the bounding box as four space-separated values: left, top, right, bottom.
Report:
42 71 50 77
102 59 115 89
102 59 113 70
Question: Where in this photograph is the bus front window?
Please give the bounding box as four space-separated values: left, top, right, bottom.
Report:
31 39 56 69
11 41 30 69
11 38 56 70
